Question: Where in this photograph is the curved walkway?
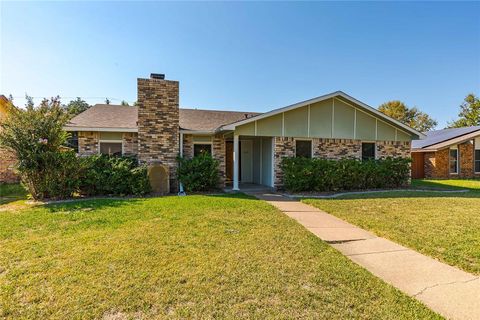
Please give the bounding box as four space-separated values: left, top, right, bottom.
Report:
250 191 480 320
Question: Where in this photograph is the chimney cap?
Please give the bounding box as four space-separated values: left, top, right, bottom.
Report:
150 73 165 80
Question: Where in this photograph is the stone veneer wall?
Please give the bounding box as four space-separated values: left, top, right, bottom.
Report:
0 148 19 183
182 134 194 159
123 132 138 155
137 77 180 192
274 137 412 189
78 131 99 155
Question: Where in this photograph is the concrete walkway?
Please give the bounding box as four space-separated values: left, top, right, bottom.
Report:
251 192 480 320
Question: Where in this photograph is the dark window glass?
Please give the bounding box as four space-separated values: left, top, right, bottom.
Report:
449 149 458 174
475 150 480 173
295 140 312 158
66 131 79 153
194 144 212 157
100 142 122 156
361 143 375 161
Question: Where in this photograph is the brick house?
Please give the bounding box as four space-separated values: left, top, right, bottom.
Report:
64 74 423 192
0 95 20 184
411 126 480 179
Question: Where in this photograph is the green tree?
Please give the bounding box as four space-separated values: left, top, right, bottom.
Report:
448 94 480 128
120 100 130 106
378 100 437 132
0 96 80 199
64 97 91 118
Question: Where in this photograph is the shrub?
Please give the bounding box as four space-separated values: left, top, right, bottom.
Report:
177 154 219 192
281 157 411 192
78 155 151 196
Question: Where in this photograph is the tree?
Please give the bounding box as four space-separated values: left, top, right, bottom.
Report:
447 94 480 128
64 97 91 118
378 100 437 132
0 96 80 199
120 100 130 106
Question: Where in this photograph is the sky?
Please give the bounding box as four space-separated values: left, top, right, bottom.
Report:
1 1 479 129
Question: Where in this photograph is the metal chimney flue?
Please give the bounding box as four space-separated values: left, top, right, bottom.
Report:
150 73 165 80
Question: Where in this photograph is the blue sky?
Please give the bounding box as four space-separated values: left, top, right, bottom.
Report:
1 1 479 128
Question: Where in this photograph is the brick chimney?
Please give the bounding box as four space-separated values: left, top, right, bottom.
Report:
137 74 179 191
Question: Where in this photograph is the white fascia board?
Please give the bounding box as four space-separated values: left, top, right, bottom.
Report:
64 126 138 132
179 129 215 135
221 90 426 139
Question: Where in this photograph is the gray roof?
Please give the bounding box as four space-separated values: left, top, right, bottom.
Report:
66 104 260 132
412 126 480 149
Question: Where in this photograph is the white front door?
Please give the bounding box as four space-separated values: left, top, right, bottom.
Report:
241 140 253 183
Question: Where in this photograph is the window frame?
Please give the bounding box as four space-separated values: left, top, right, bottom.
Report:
475 138 480 174
449 146 459 175
193 143 213 157
361 141 376 161
98 139 124 156
294 139 313 158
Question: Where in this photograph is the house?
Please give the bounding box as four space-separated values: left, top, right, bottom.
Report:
64 74 423 192
411 126 480 179
0 95 20 184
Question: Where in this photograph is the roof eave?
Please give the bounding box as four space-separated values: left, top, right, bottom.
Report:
64 126 138 132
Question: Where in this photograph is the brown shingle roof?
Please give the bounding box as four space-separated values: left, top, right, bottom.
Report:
65 104 260 131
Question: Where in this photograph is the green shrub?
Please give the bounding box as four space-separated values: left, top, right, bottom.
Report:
281 157 411 192
177 154 219 192
79 155 151 196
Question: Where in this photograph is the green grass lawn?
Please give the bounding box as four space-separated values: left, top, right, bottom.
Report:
0 195 439 319
0 183 28 205
304 180 480 275
412 178 480 191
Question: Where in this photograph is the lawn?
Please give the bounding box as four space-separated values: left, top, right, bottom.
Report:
0 194 439 319
303 180 480 275
0 183 28 205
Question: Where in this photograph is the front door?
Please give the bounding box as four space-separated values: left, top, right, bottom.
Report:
241 140 253 183
225 141 233 181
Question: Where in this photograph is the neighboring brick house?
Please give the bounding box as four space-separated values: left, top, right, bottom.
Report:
411 126 480 179
64 74 423 192
0 95 20 184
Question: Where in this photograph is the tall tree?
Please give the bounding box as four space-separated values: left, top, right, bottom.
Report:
447 94 480 128
64 97 91 118
378 100 437 132
120 100 130 106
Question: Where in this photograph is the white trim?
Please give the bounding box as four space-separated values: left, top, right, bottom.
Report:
375 119 378 140
180 130 215 135
395 128 398 141
254 121 258 136
221 91 425 139
233 135 239 191
331 98 335 137
259 138 263 185
282 113 285 137
353 109 357 140
65 126 137 132
449 145 459 175
307 104 311 138
98 139 124 155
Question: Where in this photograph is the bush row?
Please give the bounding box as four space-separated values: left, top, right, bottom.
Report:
281 157 411 192
20 152 151 199
177 153 220 192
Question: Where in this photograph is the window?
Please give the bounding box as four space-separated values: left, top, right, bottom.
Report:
295 140 312 158
194 144 212 157
66 131 79 153
476 150 480 173
449 148 458 174
361 142 375 161
100 142 122 156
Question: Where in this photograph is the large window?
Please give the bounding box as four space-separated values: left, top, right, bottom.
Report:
194 144 212 157
361 142 375 161
449 147 458 174
100 142 122 156
295 140 312 158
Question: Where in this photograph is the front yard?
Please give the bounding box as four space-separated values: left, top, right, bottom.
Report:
0 193 439 319
304 179 480 275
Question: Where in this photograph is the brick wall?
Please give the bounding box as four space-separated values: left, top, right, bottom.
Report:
0 148 19 183
377 141 411 159
313 138 362 159
424 141 477 179
78 131 99 155
212 134 226 187
182 134 193 159
137 77 180 192
123 132 138 155
459 141 474 177
274 137 295 188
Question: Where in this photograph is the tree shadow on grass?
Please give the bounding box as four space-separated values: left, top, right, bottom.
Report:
45 197 146 213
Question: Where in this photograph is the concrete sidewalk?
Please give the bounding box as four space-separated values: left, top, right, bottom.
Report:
252 192 480 320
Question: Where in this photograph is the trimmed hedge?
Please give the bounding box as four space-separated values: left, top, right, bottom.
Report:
281 157 411 192
177 154 220 192
78 155 151 197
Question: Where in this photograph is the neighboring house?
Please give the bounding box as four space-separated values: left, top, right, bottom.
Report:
0 95 20 184
64 74 423 192
411 126 480 179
